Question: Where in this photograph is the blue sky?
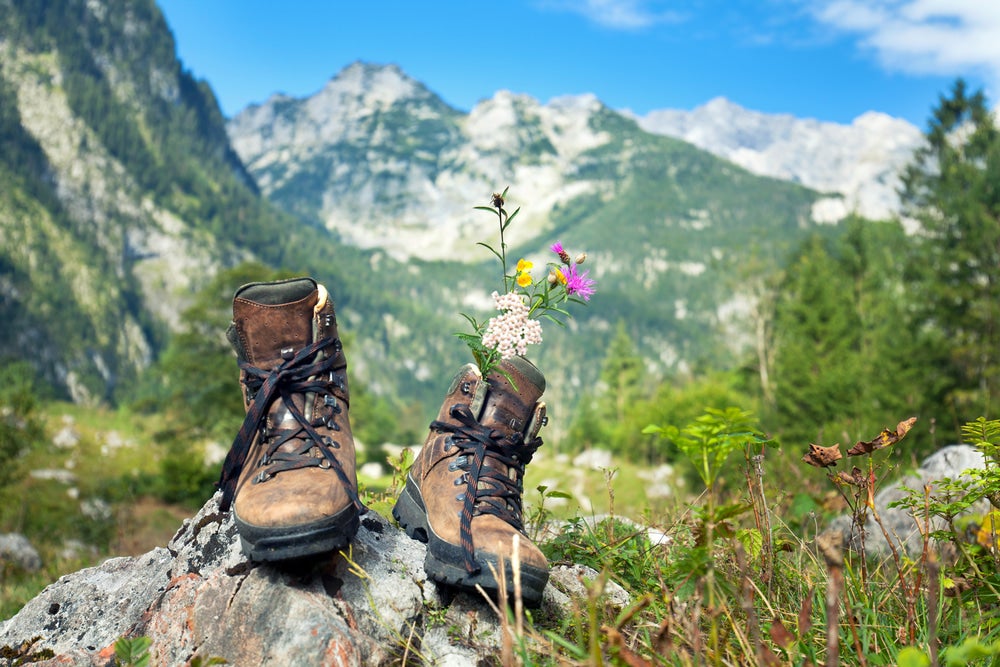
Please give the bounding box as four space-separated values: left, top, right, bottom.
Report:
155 1 998 128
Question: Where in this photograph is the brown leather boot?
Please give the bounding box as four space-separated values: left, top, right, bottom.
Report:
393 356 549 606
217 277 363 561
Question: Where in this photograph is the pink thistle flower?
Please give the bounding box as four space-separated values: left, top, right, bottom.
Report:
550 241 571 265
564 264 596 301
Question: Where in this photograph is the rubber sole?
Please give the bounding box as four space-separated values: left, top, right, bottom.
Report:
235 506 360 562
392 476 548 607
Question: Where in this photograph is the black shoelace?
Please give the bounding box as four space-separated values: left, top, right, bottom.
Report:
217 337 363 514
430 403 542 574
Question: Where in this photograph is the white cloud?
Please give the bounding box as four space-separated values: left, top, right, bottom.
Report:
537 0 687 30
810 1 1000 87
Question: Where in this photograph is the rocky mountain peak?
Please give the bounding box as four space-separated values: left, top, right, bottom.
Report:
314 60 430 112
633 96 925 221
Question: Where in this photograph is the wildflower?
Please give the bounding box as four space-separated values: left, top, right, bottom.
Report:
564 264 596 301
481 291 543 359
458 190 596 377
551 241 572 265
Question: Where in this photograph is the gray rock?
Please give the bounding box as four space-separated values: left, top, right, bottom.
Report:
0 493 631 666
0 533 42 572
825 444 988 558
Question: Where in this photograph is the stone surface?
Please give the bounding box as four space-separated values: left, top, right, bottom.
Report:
824 444 988 558
0 493 632 666
0 533 42 572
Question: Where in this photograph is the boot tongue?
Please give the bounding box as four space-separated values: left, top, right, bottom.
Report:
479 356 545 437
231 278 319 370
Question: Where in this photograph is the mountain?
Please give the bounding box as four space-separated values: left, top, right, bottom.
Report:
0 0 898 428
0 0 403 405
631 97 925 222
226 62 838 417
0 0 242 402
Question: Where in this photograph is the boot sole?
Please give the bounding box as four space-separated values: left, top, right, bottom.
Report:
392 476 548 607
235 506 360 562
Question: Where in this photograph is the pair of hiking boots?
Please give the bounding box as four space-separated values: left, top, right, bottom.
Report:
216 278 550 606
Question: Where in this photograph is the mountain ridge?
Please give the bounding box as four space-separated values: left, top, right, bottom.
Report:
630 96 924 222
0 2 917 423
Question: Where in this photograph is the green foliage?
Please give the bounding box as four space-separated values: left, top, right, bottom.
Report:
894 418 1000 594
644 406 772 490
542 515 659 597
113 636 150 667
768 217 947 455
0 361 45 491
901 79 1000 425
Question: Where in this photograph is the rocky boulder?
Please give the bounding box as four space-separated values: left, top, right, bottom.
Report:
0 534 42 573
0 494 629 666
825 444 989 558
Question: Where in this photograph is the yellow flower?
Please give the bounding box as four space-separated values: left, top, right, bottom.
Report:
517 272 533 287
516 258 533 273
553 268 567 285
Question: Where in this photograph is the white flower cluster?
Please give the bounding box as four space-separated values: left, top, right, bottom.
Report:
481 291 543 360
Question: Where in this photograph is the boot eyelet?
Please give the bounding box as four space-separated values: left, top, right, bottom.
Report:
461 381 471 395
253 471 271 484
324 395 337 407
456 494 465 502
509 418 520 429
259 454 271 466
443 436 454 451
318 458 332 469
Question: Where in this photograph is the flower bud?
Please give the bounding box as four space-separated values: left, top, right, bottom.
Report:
547 271 559 284
575 252 587 265
557 249 572 265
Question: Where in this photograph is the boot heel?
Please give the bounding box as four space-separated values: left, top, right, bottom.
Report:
392 477 429 543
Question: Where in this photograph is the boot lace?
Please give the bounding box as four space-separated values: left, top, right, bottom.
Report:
217 337 363 513
429 403 542 574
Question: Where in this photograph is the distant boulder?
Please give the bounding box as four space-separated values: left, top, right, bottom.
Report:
0 533 41 572
824 444 988 558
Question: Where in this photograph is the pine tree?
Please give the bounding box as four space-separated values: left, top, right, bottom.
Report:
901 79 1000 422
771 234 860 445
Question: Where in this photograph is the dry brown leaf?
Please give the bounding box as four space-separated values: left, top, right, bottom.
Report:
760 645 783 667
847 416 917 456
798 586 814 636
601 625 652 667
769 618 794 649
802 442 842 468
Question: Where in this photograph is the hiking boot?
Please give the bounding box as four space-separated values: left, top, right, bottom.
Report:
393 356 549 606
217 277 363 561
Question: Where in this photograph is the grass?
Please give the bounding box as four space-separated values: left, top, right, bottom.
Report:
7 404 1000 667
0 401 211 619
